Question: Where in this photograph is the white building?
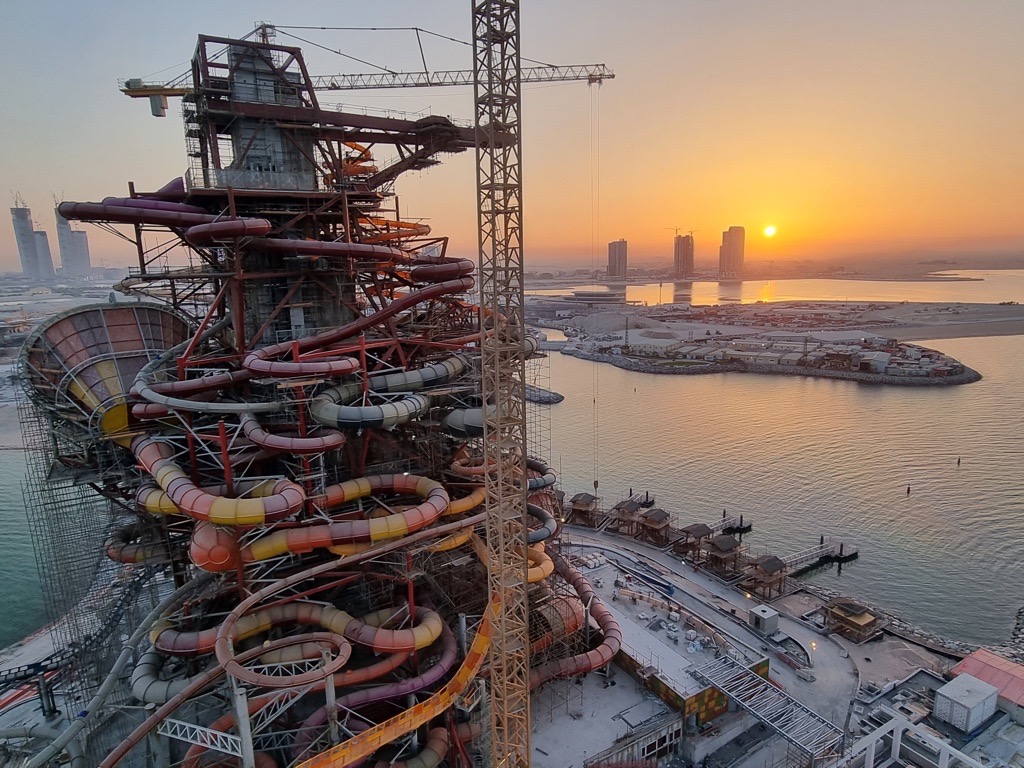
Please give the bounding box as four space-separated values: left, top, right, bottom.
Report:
933 674 998 733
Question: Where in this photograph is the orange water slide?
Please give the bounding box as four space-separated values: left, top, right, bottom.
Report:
189 474 450 572
468 534 554 583
359 215 432 242
296 599 495 768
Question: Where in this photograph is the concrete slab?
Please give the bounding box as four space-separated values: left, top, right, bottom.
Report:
531 664 668 768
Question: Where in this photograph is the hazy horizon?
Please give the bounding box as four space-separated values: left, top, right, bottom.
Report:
2 1 1022 272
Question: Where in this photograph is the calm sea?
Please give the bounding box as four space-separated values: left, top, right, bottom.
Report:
0 450 45 648
529 269 1024 307
0 272 1021 649
543 270 1024 645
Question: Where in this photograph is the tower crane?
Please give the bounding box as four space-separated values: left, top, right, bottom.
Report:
119 24 612 113
473 3 531 765
665 227 699 237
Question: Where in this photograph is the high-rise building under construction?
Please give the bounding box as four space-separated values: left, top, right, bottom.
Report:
10 203 55 282
54 207 92 278
718 225 745 278
673 233 695 278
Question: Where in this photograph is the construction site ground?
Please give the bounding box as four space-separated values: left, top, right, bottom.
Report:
559 528 957 767
531 668 669 768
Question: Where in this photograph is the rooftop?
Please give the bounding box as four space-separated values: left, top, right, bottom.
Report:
936 673 999 708
952 649 1024 707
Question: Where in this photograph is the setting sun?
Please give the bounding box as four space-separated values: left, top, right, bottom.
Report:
763 225 777 237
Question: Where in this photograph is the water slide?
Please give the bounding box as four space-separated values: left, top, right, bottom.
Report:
529 554 623 689
32 184 590 767
294 600 496 768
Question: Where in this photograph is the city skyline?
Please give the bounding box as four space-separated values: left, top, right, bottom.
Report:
9 201 91 281
1 1 1022 272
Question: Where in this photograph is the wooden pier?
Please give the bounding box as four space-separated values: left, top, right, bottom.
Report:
784 537 859 575
561 489 859 599
563 490 753 552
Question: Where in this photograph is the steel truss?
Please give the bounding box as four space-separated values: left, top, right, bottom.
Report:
473 1 532 766
693 656 844 764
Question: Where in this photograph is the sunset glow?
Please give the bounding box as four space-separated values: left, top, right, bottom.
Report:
1 2 1022 270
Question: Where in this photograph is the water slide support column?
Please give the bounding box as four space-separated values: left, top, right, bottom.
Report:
230 676 257 768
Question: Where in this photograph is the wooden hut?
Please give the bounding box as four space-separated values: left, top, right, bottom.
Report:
672 522 713 560
702 534 742 576
637 508 670 547
566 492 599 528
607 498 643 537
743 554 788 599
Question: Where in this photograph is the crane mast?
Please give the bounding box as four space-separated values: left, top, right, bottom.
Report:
472 2 532 767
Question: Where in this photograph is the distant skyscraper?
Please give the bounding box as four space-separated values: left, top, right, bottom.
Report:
673 234 694 278
718 226 745 278
55 207 91 278
71 231 91 276
607 239 627 278
33 231 56 282
10 205 39 279
10 203 55 282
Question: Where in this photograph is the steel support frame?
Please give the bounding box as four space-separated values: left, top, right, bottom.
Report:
472 2 532 767
693 657 844 762
157 718 243 756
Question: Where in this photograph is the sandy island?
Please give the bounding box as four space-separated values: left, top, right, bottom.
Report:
0 301 1021 449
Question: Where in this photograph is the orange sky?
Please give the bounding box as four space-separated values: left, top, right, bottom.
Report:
1 1 1021 271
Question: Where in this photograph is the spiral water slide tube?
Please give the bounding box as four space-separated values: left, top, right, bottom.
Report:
102 519 487 766
310 356 468 430
530 592 587 655
294 600 496 768
241 275 474 380
149 601 443 662
61 197 472 390
186 530 495 768
529 553 623 689
291 622 458 761
133 435 306 526
187 473 451 571
104 524 172 565
130 647 214 704
449 455 559 543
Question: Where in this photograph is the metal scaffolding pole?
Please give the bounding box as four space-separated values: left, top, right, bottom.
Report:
472 1 532 767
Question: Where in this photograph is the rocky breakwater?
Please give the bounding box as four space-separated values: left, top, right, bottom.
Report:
741 362 983 387
1001 605 1024 664
563 348 742 376
525 384 565 404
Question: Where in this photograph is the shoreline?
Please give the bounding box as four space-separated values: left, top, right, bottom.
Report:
527 274 984 289
894 318 1024 341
